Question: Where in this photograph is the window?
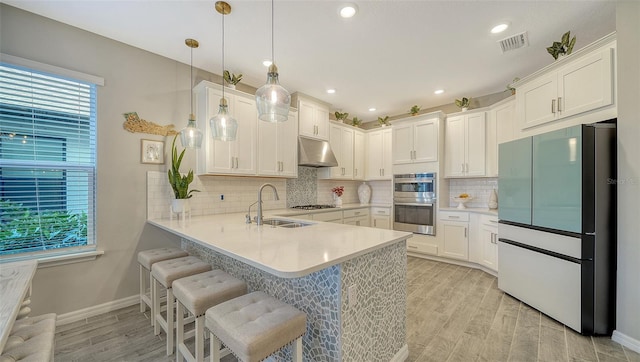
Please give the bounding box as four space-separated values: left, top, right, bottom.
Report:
0 59 98 258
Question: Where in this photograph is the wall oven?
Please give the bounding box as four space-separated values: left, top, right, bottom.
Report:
393 173 436 235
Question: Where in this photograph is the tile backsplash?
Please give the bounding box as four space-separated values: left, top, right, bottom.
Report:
285 167 317 207
448 178 498 209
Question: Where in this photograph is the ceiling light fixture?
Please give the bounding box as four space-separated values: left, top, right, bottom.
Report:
262 59 272 67
434 89 444 95
368 108 376 112
255 0 290 122
327 89 336 94
491 23 509 34
179 38 204 149
339 3 358 18
210 1 238 141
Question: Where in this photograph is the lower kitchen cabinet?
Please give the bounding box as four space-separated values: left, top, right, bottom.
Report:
311 210 343 223
479 214 499 272
439 211 469 260
406 233 438 256
371 207 391 229
343 208 370 227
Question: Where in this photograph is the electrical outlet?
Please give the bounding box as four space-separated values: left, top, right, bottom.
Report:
348 284 357 307
220 194 224 201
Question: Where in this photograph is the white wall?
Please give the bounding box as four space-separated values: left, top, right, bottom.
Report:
614 1 640 350
0 4 204 315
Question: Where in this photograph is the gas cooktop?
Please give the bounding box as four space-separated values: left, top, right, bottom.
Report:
291 204 336 210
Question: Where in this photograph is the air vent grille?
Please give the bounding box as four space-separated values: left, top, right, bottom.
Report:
498 31 529 53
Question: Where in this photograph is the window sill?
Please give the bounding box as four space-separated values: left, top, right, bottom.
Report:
37 250 104 268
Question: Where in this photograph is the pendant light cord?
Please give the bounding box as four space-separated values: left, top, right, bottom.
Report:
271 0 274 65
190 46 194 115
221 5 226 100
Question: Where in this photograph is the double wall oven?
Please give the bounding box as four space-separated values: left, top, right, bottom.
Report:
393 173 436 235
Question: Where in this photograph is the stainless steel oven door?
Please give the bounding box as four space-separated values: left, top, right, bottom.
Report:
393 202 435 235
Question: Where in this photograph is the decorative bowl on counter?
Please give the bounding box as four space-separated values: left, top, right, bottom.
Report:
453 196 473 209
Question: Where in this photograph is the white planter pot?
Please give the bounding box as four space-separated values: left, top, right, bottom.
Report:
171 198 191 215
358 182 371 204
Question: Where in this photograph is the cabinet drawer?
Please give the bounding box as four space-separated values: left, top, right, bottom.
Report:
371 207 391 216
312 211 343 222
407 239 438 256
343 208 370 218
439 211 469 222
479 214 499 228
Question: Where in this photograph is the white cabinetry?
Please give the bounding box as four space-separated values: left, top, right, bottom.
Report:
257 109 298 177
343 208 370 227
195 82 257 175
371 207 391 229
406 233 439 256
319 123 354 180
311 210 343 223
479 214 499 272
392 115 439 165
297 95 329 140
366 128 392 180
444 111 486 177
439 211 469 260
516 40 615 130
486 98 515 177
353 130 365 180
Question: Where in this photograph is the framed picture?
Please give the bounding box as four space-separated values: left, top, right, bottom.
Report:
141 139 164 164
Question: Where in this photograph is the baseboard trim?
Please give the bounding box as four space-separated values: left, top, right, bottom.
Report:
612 330 640 354
390 344 409 362
56 295 139 326
407 252 498 277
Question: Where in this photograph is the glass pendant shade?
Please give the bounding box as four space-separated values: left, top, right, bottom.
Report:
179 115 203 148
255 64 291 122
210 98 238 141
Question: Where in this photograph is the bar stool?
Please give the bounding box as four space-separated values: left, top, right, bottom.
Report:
151 256 211 355
137 247 188 326
173 270 247 362
1 313 56 362
205 291 306 362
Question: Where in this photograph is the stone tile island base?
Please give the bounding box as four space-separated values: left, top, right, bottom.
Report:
182 239 407 361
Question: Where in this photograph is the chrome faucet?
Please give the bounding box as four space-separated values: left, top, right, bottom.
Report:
255 183 280 225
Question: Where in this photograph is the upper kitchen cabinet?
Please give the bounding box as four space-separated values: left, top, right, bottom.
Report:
194 81 257 176
318 122 355 180
516 34 616 130
486 97 516 177
366 128 392 180
444 110 486 177
257 109 298 178
295 93 330 140
392 113 442 165
353 129 365 180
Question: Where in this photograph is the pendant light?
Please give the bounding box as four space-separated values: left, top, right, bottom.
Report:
255 0 290 122
179 38 204 148
210 1 238 141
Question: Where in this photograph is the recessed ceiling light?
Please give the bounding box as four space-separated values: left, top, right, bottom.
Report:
262 59 272 67
327 89 336 94
368 108 376 112
339 3 358 18
434 89 444 95
491 23 509 34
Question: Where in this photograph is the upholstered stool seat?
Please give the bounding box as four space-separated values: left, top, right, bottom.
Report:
173 270 247 362
0 313 56 362
151 256 211 355
205 291 306 362
137 247 188 325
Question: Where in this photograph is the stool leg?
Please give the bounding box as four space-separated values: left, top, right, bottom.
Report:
195 315 204 362
139 265 146 313
166 287 175 355
176 300 184 362
149 271 155 327
153 278 161 336
292 336 303 362
209 332 221 362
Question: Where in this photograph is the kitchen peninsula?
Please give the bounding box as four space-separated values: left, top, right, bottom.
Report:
148 212 412 361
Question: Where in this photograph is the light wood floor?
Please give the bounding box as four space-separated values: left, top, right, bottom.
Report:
53 257 640 361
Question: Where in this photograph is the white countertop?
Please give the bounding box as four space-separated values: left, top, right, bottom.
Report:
148 212 410 279
439 207 498 216
274 203 391 217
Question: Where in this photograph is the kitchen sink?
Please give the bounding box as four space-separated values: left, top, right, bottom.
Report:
261 218 312 228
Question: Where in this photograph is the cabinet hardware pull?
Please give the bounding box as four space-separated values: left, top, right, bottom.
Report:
408 245 418 249
557 97 562 112
464 228 467 238
449 216 460 219
551 99 556 114
461 163 465 172
490 219 498 223
466 163 469 173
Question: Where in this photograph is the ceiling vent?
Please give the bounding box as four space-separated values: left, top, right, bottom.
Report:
498 31 529 53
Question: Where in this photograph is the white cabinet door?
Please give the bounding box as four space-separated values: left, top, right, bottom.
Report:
480 224 499 271
413 119 438 162
321 124 354 180
518 73 558 129
557 48 613 119
257 116 279 176
366 129 392 180
444 115 465 177
487 99 516 177
465 112 486 176
372 215 390 229
392 124 414 164
441 221 469 260
232 96 257 175
381 128 393 179
314 106 329 140
258 109 298 177
353 130 365 180
298 98 329 140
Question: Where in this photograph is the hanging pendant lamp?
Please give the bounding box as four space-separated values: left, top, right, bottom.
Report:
179 38 204 148
255 0 290 122
210 1 238 141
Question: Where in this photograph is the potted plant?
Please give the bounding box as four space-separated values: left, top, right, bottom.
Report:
331 186 344 207
506 77 520 95
351 116 362 128
223 70 243 89
546 31 576 60
409 105 421 116
377 116 390 127
168 134 199 214
455 97 471 111
334 111 349 123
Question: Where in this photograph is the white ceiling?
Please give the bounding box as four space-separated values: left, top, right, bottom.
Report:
4 0 616 121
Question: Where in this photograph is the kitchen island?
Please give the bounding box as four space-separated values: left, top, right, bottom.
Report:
148 212 411 361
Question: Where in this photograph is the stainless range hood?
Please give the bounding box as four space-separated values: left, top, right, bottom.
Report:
298 136 338 167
